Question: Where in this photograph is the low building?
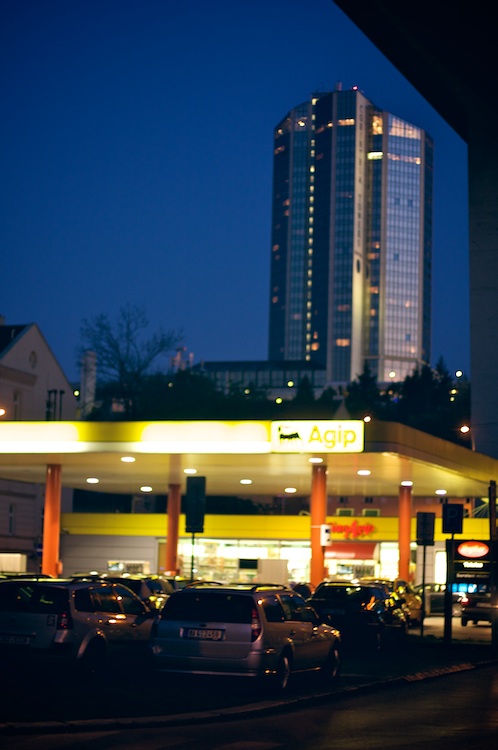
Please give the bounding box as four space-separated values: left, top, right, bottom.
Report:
0 318 77 571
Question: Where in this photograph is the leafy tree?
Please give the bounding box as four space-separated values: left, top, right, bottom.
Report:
160 369 223 418
293 376 315 405
344 363 381 418
79 304 181 418
397 359 453 438
316 385 341 413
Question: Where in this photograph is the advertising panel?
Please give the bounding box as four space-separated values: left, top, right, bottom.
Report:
452 539 492 585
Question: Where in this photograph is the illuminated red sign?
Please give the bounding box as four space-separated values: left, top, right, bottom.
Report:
457 541 489 559
330 521 375 540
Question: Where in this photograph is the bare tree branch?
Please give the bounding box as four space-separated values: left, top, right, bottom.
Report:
78 304 182 416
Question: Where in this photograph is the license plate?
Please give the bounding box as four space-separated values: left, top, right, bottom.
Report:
0 634 31 646
477 602 490 607
184 628 223 641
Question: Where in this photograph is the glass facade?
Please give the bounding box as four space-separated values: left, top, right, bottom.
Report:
268 102 311 361
268 86 433 386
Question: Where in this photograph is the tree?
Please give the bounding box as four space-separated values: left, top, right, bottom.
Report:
344 363 381 418
78 304 181 418
395 358 466 441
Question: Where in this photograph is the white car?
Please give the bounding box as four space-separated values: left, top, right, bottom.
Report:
150 582 342 691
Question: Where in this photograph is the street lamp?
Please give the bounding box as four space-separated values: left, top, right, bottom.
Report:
459 424 475 451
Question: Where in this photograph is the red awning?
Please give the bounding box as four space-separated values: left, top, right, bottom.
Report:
325 542 378 560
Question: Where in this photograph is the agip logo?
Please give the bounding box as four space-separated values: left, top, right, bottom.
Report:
271 420 364 454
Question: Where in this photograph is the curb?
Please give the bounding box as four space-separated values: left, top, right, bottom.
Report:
1 657 496 736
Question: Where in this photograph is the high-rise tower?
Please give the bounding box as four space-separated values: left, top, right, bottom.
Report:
268 85 433 386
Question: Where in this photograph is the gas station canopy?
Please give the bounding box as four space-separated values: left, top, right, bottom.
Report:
0 419 496 500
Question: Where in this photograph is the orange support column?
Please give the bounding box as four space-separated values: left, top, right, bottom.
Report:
42 464 62 578
398 483 413 582
165 483 181 575
310 464 328 588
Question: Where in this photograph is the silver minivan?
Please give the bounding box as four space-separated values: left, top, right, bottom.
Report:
149 582 342 690
0 578 156 673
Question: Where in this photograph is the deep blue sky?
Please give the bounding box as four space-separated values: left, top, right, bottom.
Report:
1 0 469 384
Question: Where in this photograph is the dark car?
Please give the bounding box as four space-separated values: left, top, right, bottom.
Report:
460 584 492 626
359 576 422 625
414 583 465 616
308 581 409 650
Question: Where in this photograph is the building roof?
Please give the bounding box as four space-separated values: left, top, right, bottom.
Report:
332 0 494 143
0 324 31 359
192 360 326 372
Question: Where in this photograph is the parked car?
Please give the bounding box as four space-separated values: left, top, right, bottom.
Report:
394 580 423 624
150 582 342 691
308 581 409 650
460 584 492 626
359 577 422 625
71 572 175 611
0 578 156 673
104 574 175 610
414 583 465 616
165 576 205 590
290 582 315 598
0 572 54 580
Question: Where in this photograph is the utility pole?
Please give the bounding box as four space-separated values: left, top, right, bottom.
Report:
489 481 498 650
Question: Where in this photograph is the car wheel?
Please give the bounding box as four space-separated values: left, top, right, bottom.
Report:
321 643 341 684
79 638 106 676
274 652 292 691
461 618 468 627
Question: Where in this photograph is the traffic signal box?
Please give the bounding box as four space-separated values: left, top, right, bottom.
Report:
185 476 206 534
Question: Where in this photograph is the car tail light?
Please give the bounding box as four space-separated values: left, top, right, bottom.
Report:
251 607 261 641
460 594 469 605
57 611 73 629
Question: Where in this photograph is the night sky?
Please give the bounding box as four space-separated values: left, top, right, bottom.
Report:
1 0 469 384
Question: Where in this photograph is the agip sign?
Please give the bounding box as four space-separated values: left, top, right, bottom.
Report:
271 420 364 454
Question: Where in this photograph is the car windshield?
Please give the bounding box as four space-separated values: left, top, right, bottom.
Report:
0 582 68 613
146 579 173 594
314 586 378 610
162 592 254 623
